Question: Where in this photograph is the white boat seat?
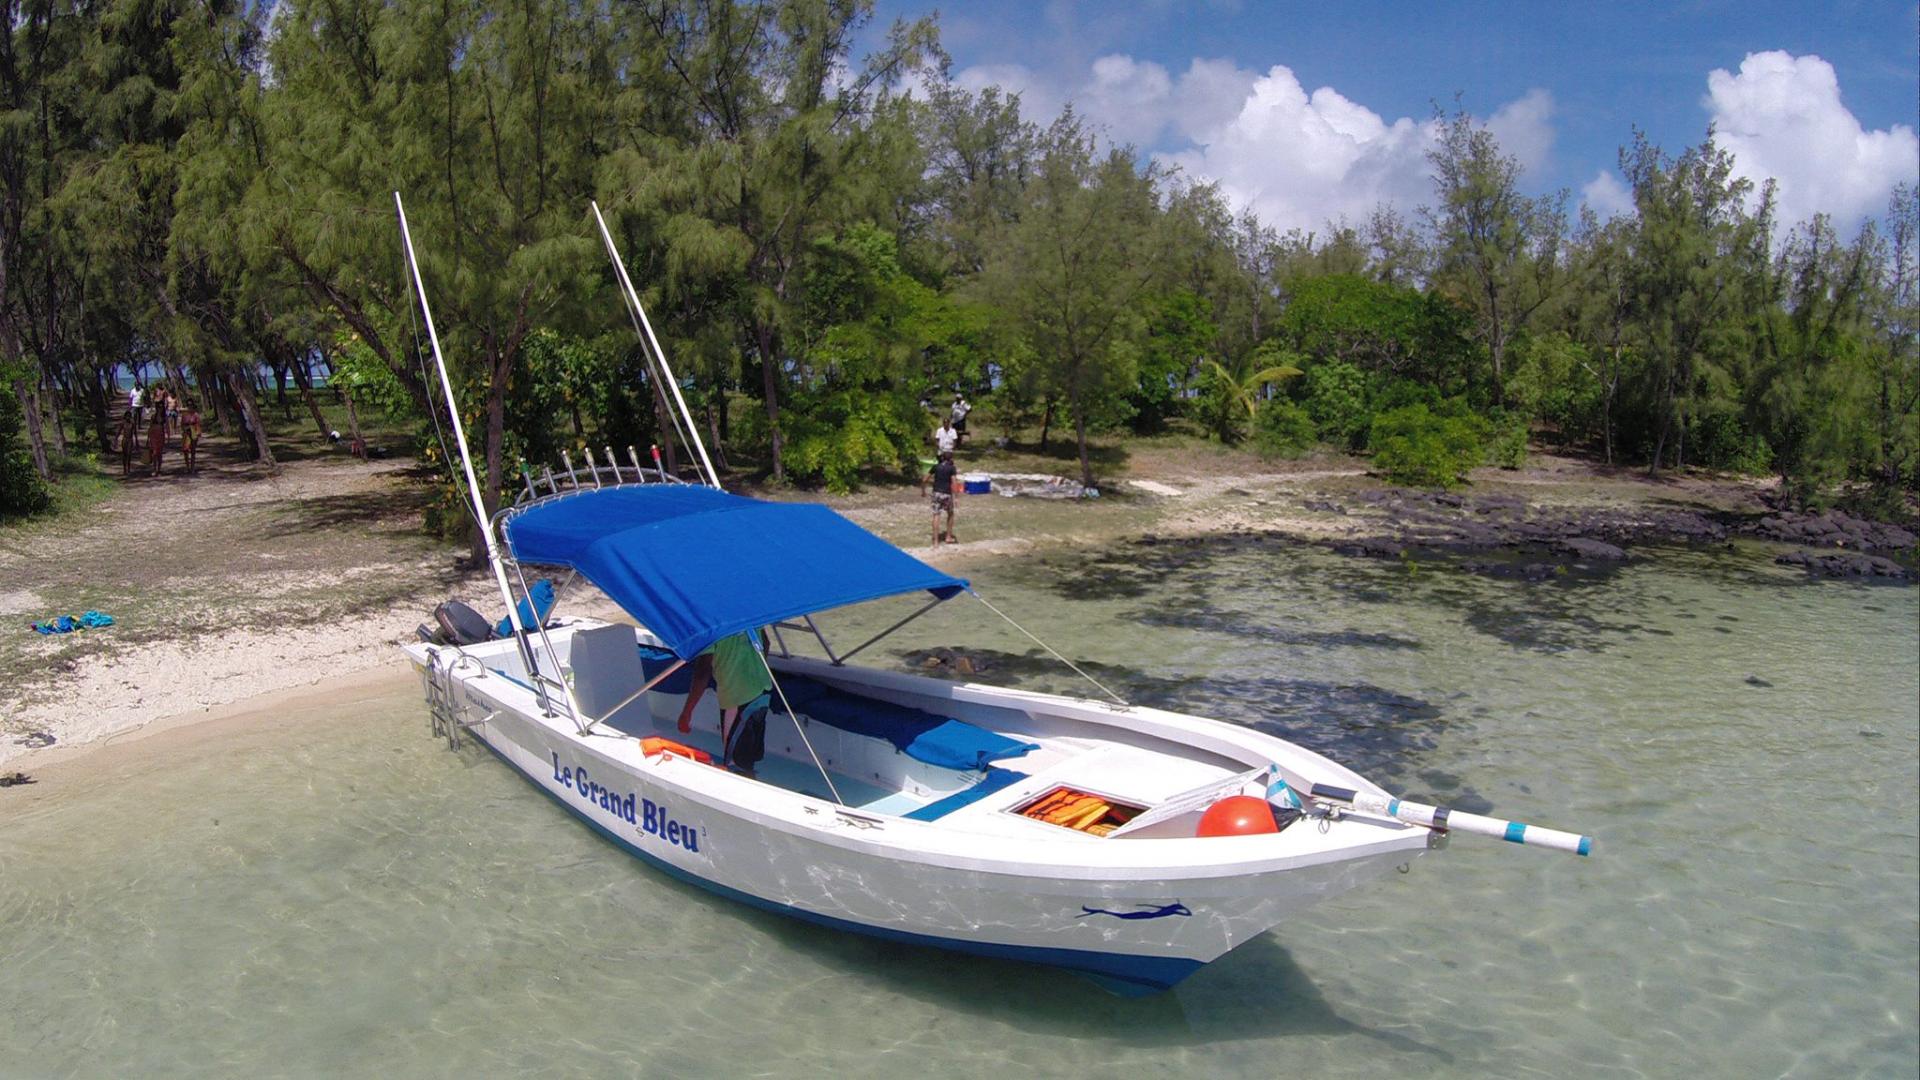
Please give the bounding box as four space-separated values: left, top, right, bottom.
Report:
567 624 653 731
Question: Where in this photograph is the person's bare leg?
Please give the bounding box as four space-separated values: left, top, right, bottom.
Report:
945 507 956 544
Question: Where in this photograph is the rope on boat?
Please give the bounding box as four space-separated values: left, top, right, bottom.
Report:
965 590 1130 707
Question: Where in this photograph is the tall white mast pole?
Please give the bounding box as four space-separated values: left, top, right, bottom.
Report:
393 193 528 640
590 200 721 488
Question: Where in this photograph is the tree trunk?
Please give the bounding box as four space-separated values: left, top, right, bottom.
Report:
753 322 783 482
649 373 679 475
1073 399 1094 489
1038 398 1054 452
43 364 67 460
290 357 332 439
227 369 276 466
706 394 729 472
273 362 292 419
12 375 51 482
343 388 364 452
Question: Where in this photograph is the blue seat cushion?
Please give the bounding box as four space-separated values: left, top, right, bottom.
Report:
776 676 1038 772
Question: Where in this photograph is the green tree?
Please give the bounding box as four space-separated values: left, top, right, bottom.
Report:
1862 183 1920 503
988 113 1161 486
1748 215 1876 503
1619 130 1773 474
1129 289 1214 434
1425 107 1568 406
606 0 933 483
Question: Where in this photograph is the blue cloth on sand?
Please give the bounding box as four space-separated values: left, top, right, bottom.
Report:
31 611 114 634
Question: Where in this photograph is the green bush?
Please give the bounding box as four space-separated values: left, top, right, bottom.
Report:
780 387 923 493
1688 410 1772 474
0 381 51 519
1251 400 1317 458
1302 360 1371 449
1484 411 1529 469
1369 402 1485 489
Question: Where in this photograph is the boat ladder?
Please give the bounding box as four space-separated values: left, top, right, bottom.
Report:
423 649 496 750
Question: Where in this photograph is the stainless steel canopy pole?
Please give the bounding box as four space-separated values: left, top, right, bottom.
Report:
589 201 721 488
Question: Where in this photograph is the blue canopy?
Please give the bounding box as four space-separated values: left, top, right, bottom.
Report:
504 486 966 659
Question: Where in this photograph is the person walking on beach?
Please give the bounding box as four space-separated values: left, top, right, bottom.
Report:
180 399 203 474
922 450 958 546
933 414 958 456
675 631 773 777
116 408 139 477
147 388 170 476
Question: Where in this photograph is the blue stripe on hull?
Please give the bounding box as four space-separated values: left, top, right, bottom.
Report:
469 729 1204 995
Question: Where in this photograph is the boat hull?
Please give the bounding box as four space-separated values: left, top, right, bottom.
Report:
423 655 1426 994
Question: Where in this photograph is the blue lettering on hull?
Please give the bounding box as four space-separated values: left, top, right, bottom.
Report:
552 752 699 853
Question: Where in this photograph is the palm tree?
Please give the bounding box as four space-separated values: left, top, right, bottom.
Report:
1199 345 1303 443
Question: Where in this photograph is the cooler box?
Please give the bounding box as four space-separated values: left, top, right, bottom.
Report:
962 473 991 495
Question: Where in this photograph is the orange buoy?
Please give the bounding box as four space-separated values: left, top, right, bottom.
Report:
1196 795 1279 837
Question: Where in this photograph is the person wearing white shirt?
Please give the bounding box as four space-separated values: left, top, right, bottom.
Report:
933 416 958 455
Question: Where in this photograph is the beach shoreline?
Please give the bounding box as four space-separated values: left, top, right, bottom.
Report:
3 441 1904 774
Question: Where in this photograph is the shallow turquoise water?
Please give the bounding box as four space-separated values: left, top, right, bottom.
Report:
2 540 1914 1078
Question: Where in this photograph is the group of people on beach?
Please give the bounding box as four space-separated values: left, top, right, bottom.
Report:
120 382 202 477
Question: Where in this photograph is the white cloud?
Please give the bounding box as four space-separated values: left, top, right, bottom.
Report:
1581 169 1634 220
951 54 1555 235
1155 65 1438 234
1486 89 1555 175
1705 50 1917 231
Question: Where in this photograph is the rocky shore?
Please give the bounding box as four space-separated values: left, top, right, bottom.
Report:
1288 487 1915 583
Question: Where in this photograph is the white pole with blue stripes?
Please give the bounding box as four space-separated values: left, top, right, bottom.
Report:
1296 781 1593 856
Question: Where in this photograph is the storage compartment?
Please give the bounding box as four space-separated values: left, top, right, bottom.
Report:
961 473 991 495
1015 786 1144 836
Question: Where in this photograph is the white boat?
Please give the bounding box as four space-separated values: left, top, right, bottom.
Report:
392 195 1590 995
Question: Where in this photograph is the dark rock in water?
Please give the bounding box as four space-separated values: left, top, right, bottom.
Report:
0 771 34 787
1523 562 1558 581
1301 499 1346 514
1335 538 1406 559
1748 508 1918 553
15 731 54 749
1560 537 1628 561
1775 549 1912 581
1859 729 1884 739
1744 675 1773 687
1434 492 1466 508
904 647 996 676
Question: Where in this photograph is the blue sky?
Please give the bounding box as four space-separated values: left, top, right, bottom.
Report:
869 1 1917 235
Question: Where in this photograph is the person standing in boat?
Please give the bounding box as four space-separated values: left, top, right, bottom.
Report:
922 450 958 546
675 632 772 778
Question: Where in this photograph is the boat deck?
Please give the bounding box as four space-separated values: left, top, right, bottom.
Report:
597 686 1239 837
